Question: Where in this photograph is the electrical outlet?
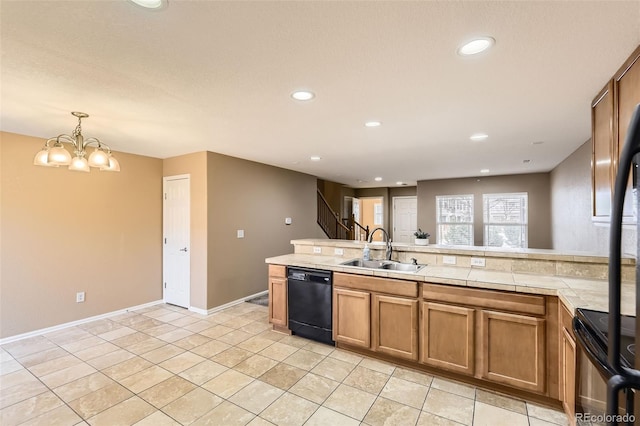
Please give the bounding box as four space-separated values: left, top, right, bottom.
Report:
334 248 344 256
76 292 85 303
471 257 486 267
237 229 244 238
313 247 322 254
285 217 292 225
442 255 457 265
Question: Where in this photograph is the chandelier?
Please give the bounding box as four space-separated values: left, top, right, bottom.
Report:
33 112 120 172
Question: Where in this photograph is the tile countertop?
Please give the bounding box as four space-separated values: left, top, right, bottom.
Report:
265 253 636 317
291 238 636 264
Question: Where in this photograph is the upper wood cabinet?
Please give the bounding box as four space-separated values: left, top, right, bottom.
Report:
592 81 615 218
614 45 640 161
592 45 640 219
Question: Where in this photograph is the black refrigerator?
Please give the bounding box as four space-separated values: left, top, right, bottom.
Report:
573 103 640 426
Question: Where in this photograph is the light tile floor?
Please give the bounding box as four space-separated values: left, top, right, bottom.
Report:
0 303 570 425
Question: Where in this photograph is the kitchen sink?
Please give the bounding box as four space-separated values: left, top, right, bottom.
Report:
340 259 426 273
341 259 387 268
379 262 426 272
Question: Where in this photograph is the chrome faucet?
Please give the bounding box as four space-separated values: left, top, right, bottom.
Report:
369 227 393 260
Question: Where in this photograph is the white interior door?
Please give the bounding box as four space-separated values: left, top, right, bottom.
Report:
163 175 190 308
393 196 417 243
352 198 361 223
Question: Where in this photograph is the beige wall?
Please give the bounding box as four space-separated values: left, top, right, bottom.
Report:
354 188 390 233
317 179 343 214
206 152 321 308
360 197 384 241
0 132 163 338
162 153 208 310
417 173 552 249
550 140 637 255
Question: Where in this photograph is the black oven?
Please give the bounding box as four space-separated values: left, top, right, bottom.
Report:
574 309 635 425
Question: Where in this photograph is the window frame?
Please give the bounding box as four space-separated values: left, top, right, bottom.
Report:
435 194 474 246
482 192 528 248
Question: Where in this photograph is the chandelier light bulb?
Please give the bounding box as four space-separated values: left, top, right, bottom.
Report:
101 156 121 172
47 145 72 166
69 156 90 172
33 148 57 167
88 148 110 168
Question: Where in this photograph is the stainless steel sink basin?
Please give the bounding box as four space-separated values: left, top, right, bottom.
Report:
341 259 387 268
380 262 426 272
340 259 426 273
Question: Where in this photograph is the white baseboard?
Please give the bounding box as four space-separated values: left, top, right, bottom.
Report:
189 290 268 316
0 300 164 345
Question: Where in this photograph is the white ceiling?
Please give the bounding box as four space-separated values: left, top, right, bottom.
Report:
2 1 640 188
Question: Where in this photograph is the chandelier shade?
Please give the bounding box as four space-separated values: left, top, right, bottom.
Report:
33 112 120 172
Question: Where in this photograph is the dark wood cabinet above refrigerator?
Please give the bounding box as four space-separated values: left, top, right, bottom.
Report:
592 45 640 220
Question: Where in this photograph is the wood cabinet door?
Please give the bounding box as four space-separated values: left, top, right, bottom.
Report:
614 46 640 219
268 277 287 327
561 328 577 425
420 301 475 375
592 80 615 218
333 288 371 348
615 46 640 159
372 294 418 361
480 310 546 393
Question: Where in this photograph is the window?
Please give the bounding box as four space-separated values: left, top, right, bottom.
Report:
483 193 528 248
436 195 474 245
373 203 383 226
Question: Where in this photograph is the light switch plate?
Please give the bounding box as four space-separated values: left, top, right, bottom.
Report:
237 229 244 238
334 248 344 256
471 257 486 267
442 255 456 265
313 247 322 254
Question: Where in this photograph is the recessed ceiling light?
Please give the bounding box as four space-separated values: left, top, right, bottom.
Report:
470 133 489 141
310 156 321 161
291 90 315 101
365 121 382 127
457 37 495 56
374 177 383 182
523 159 531 164
129 0 167 9
480 169 490 174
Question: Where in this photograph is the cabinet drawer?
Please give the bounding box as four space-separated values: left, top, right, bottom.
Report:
334 272 418 297
422 283 545 316
268 264 286 279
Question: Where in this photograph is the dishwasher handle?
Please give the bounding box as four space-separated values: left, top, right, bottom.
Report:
287 268 332 284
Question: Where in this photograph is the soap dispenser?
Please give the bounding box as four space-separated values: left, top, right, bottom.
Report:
363 243 370 261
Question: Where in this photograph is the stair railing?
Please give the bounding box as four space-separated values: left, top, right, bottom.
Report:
317 189 352 239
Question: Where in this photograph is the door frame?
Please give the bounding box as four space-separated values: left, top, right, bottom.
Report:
392 195 417 243
163 174 191 308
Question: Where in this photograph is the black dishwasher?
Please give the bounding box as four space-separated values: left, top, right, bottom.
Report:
287 267 334 345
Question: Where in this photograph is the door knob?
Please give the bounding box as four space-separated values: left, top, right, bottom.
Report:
179 247 188 252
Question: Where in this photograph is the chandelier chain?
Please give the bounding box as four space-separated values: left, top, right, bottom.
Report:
72 116 83 138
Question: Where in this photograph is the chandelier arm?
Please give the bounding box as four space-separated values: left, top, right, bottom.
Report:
83 137 113 154
54 134 79 149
